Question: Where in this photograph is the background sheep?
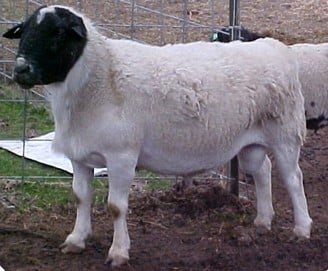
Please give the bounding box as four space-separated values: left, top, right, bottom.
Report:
291 43 328 131
211 26 265 43
213 27 328 132
3 5 312 267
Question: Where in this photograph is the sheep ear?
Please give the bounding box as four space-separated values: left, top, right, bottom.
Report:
69 16 87 39
71 24 86 39
2 23 24 39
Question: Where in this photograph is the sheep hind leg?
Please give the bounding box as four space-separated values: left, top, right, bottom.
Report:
238 145 274 231
272 144 312 238
60 162 93 253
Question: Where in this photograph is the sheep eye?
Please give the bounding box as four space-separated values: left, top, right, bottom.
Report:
51 27 65 37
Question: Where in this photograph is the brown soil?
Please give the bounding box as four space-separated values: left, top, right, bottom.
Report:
1 1 327 270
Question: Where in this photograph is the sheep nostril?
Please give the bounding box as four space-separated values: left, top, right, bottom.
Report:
14 57 32 76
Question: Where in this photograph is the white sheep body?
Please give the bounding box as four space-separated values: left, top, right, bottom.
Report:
48 27 305 174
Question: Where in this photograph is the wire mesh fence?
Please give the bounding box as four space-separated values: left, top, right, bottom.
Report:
1 0 232 79
0 0 239 186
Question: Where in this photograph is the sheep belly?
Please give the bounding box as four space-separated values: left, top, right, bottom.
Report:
137 125 265 175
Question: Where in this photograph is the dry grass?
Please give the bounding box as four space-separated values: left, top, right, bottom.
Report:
240 0 328 44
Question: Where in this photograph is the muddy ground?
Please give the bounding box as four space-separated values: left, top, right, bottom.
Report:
1 0 328 270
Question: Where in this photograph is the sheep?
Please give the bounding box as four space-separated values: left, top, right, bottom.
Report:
211 26 265 43
213 27 328 132
290 43 328 131
3 5 312 267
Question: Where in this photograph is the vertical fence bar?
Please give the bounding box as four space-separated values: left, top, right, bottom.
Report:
130 0 136 40
21 88 28 182
228 0 240 196
209 0 215 33
181 0 188 43
25 0 29 18
158 0 164 45
229 0 241 41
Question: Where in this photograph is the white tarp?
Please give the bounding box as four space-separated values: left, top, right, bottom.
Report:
0 132 106 175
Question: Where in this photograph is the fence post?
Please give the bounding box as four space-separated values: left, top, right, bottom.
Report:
229 0 241 41
229 0 240 196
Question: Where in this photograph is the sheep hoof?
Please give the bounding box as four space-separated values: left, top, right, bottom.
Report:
255 225 270 236
105 254 129 267
105 247 129 267
254 217 272 232
287 234 311 244
293 226 311 239
59 241 85 254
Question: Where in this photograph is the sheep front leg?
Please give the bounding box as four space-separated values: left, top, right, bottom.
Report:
61 161 93 253
105 153 136 267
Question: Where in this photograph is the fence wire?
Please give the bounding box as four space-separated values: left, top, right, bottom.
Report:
0 0 238 184
1 0 232 80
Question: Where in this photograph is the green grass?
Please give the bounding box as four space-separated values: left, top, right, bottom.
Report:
136 170 173 191
147 179 173 191
0 149 70 178
0 84 53 139
0 83 65 179
0 83 73 209
17 180 72 210
15 178 108 210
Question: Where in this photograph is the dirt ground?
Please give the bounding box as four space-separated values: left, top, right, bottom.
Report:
1 1 328 270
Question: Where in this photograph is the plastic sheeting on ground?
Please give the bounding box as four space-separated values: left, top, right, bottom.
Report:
0 132 106 176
